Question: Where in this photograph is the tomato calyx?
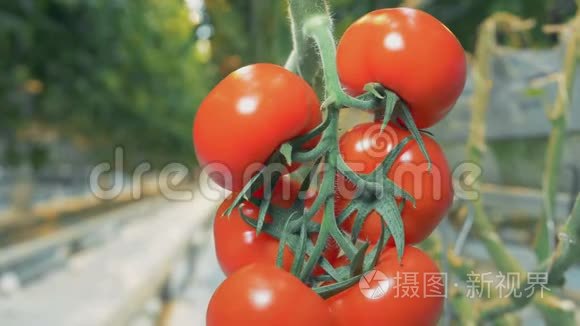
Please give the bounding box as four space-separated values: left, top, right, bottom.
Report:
361 82 433 170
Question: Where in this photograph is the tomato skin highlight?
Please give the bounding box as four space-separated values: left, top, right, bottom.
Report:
327 246 444 326
337 8 466 128
207 263 334 326
336 122 453 245
193 63 321 191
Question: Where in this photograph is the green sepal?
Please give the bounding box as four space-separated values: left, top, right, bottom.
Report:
276 217 293 268
317 257 344 281
224 169 265 216
337 201 358 225
364 221 389 271
313 275 361 299
373 135 412 174
289 111 332 147
376 195 406 261
380 91 398 132
255 173 281 234
291 220 308 275
363 82 386 99
399 103 432 170
350 204 372 243
350 242 369 277
279 143 294 165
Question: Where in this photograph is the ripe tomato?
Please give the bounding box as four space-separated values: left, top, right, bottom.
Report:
207 263 334 326
214 195 294 275
214 176 339 276
194 63 321 191
336 122 453 244
327 246 444 326
336 8 466 128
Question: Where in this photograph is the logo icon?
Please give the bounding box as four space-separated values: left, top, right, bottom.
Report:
359 270 392 299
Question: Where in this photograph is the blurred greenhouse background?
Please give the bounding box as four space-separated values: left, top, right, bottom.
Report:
0 0 579 325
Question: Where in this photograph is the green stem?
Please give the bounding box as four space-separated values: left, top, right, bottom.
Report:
466 13 580 323
536 15 579 261
284 49 298 72
481 195 580 320
303 16 376 109
287 0 327 83
467 15 527 277
449 290 478 326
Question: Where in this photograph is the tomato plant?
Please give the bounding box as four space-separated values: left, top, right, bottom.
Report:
201 3 465 325
336 8 466 128
194 63 321 191
207 263 334 326
336 122 453 244
327 246 444 326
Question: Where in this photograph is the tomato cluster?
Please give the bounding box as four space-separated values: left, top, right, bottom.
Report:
195 7 465 326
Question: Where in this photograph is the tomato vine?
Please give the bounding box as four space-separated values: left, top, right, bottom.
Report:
220 0 439 296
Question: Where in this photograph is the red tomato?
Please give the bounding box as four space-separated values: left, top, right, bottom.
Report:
337 8 466 128
336 122 453 244
214 195 294 275
207 263 334 326
194 63 321 191
214 176 339 276
327 246 444 326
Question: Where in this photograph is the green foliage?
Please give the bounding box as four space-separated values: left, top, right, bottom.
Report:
205 0 291 75
421 0 576 50
205 0 576 65
0 0 216 166
347 0 576 50
1 0 576 168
